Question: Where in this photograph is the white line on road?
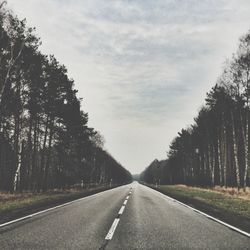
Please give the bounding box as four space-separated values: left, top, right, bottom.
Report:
0 186 130 229
104 189 132 242
144 184 250 238
118 205 125 215
105 218 120 240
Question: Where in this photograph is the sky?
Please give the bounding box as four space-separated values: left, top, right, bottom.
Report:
6 0 250 174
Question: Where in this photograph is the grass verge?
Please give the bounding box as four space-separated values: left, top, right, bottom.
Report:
146 184 250 233
0 185 116 224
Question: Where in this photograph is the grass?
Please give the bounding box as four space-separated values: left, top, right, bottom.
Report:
148 184 250 233
0 186 115 224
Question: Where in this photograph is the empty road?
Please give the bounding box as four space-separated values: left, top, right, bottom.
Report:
0 182 249 249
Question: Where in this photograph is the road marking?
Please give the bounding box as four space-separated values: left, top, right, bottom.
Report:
118 205 125 215
144 184 250 238
105 218 120 240
0 185 131 229
104 188 132 244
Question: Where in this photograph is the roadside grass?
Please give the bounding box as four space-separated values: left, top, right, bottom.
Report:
148 184 250 233
0 186 115 224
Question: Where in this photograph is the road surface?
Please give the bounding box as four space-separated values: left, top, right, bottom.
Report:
0 182 249 249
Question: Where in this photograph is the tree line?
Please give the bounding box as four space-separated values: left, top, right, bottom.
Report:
141 30 250 191
0 2 131 192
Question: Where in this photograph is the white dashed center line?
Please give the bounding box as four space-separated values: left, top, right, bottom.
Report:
104 188 132 242
105 218 120 240
118 205 125 215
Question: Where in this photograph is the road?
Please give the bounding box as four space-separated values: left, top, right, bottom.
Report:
0 182 249 249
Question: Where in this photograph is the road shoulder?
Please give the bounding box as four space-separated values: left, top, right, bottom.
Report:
143 183 250 234
0 185 118 225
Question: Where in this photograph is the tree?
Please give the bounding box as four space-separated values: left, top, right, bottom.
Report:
0 3 132 192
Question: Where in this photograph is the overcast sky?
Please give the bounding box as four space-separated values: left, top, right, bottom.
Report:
7 0 250 174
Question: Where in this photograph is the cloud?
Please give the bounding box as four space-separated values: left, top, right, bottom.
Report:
6 0 250 173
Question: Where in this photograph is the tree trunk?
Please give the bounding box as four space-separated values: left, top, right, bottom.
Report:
12 76 22 192
243 109 249 191
42 118 54 191
31 116 39 192
222 114 227 188
244 72 249 191
26 115 33 190
13 140 24 192
38 115 49 192
223 135 227 188
210 145 215 187
231 111 241 190
218 137 223 186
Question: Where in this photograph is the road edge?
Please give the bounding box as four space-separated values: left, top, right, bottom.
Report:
143 183 250 238
0 185 128 229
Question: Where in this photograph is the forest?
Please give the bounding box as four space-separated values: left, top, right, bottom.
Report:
0 3 132 193
141 30 250 191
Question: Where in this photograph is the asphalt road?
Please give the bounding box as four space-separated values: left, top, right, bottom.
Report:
0 182 250 250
